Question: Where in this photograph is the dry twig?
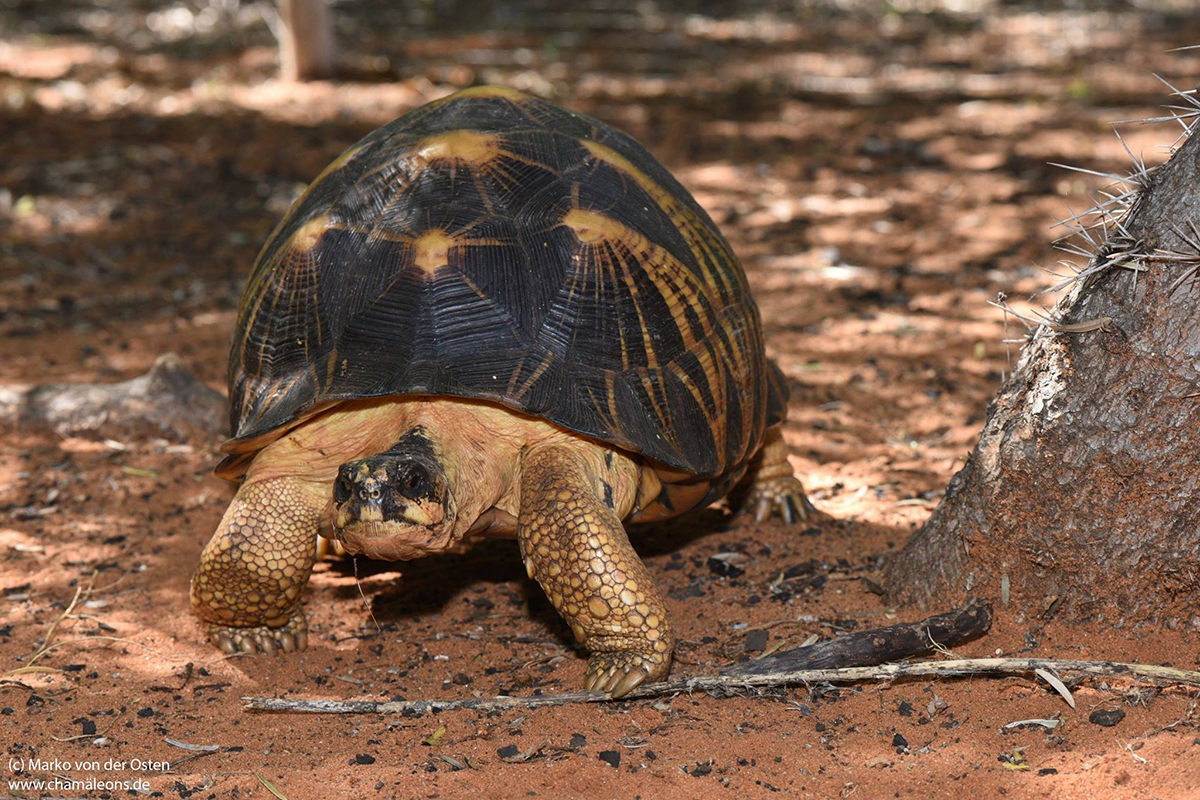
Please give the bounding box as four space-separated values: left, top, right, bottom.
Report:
243 657 1200 716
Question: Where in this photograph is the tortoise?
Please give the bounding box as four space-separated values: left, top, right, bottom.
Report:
191 86 813 697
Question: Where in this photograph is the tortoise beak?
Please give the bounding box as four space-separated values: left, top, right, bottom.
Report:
333 462 436 529
330 451 454 559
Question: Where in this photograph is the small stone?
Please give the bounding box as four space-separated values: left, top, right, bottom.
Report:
353 754 375 765
598 750 620 768
892 733 909 753
744 629 769 653
136 707 154 718
691 762 713 777
708 553 746 578
1038 768 1058 776
897 701 914 717
569 733 586 749
1088 709 1125 727
76 718 96 735
452 673 472 686
782 560 817 579
669 583 705 599
497 744 520 759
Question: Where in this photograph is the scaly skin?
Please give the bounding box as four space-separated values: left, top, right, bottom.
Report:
193 399 413 654
518 444 673 698
742 425 814 524
190 477 326 654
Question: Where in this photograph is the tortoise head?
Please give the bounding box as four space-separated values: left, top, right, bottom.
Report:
332 427 456 560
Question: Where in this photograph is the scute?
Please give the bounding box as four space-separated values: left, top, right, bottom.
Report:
227 87 784 482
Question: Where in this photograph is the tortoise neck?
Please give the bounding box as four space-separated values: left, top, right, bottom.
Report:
400 398 533 540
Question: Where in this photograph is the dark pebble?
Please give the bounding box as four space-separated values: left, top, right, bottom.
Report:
898 701 914 717
782 560 818 579
497 744 520 759
77 718 96 735
598 750 620 768
569 733 586 749
1089 709 1125 727
136 707 154 718
1038 768 1058 776
353 754 375 765
669 583 705 600
892 733 909 752
707 555 744 578
452 673 472 686
691 762 713 777
744 629 769 653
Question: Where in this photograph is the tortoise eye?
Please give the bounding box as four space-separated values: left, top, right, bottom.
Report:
400 464 430 497
334 468 354 504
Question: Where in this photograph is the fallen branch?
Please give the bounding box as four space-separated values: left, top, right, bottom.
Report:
243 599 994 715
243 657 1200 716
0 353 224 443
721 597 990 677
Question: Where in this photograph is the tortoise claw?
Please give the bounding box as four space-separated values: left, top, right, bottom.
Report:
745 476 814 525
314 535 346 561
584 649 667 698
754 496 772 523
205 609 308 656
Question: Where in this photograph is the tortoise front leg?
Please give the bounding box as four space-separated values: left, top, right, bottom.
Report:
518 445 673 698
190 477 324 654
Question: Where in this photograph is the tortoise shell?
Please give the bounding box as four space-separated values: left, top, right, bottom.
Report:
223 86 786 501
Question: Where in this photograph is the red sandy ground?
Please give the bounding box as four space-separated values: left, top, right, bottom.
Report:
2 3 1200 798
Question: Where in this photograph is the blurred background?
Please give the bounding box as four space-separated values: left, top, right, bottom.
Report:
3 0 1200 519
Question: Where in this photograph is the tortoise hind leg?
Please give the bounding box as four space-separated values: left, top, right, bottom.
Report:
190 477 324 654
742 425 815 524
518 445 673 698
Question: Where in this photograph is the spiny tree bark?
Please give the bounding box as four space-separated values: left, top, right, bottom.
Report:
886 118 1200 630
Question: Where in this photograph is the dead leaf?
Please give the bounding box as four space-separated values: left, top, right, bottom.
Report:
423 724 447 748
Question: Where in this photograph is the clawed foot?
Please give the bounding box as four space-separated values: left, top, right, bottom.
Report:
206 610 308 655
584 648 670 698
314 534 345 561
746 476 814 524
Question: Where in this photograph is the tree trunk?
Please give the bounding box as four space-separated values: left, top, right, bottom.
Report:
278 0 335 82
885 119 1200 631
